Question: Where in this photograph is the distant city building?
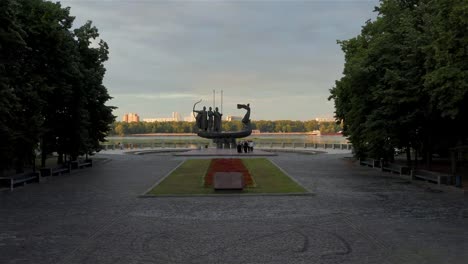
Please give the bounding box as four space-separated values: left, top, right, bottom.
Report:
142 117 173 122
142 111 183 122
123 113 140 123
184 112 196 122
172 112 182 122
314 117 335 122
226 115 242 121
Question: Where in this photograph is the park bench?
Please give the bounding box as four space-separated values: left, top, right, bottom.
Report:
78 159 92 169
0 172 40 191
359 158 380 168
411 169 454 185
381 162 409 176
71 159 93 170
40 165 71 177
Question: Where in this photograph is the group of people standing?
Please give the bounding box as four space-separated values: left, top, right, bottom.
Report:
194 106 222 132
237 140 254 153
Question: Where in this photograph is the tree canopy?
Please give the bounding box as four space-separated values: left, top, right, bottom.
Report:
330 0 468 165
109 120 342 136
0 0 114 173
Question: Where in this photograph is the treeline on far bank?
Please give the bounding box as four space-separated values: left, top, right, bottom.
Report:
0 0 114 173
110 120 342 136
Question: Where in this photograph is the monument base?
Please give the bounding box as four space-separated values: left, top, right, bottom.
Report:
214 172 244 190
213 138 236 149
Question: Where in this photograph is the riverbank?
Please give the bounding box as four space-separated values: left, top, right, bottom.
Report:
126 132 333 136
96 147 352 155
105 134 349 145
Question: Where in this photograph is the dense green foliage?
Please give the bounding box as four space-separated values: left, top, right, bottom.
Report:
0 0 114 173
330 0 468 164
110 120 342 136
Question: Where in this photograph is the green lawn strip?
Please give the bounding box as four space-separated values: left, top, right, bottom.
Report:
147 159 213 195
242 158 308 193
147 158 307 196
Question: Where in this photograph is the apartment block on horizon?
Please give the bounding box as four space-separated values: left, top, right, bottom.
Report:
142 112 183 122
172 112 182 121
183 112 196 122
314 117 335 122
123 113 140 123
226 115 243 121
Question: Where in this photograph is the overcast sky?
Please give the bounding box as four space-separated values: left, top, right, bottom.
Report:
60 0 379 121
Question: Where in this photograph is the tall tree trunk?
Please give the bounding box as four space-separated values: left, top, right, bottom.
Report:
41 140 47 167
41 151 47 167
406 146 412 167
426 134 432 169
15 157 23 174
414 148 418 168
58 152 63 164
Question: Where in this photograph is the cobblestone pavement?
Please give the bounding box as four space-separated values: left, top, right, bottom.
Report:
0 152 467 264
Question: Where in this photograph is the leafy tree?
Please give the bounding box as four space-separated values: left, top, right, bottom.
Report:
330 0 468 166
5 0 51 172
0 0 28 173
330 33 374 158
0 0 115 173
420 0 468 162
72 21 115 159
15 0 79 166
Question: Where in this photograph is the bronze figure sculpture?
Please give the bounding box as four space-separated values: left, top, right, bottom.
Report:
192 100 252 148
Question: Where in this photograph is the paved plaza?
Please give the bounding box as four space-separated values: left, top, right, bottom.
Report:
0 150 467 264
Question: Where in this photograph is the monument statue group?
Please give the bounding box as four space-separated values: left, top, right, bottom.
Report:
192 101 252 148
193 106 223 132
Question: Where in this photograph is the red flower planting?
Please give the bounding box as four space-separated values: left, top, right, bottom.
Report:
205 159 254 187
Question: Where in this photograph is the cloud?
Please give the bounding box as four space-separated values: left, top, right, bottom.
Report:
114 92 198 100
62 0 379 120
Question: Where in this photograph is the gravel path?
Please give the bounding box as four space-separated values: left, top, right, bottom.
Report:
0 152 467 264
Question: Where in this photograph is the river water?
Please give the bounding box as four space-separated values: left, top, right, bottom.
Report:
105 134 348 145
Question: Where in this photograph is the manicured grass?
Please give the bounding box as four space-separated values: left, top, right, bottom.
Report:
147 159 213 195
242 158 307 193
146 158 308 196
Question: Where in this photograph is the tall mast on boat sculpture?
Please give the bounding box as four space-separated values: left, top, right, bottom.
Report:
213 90 215 110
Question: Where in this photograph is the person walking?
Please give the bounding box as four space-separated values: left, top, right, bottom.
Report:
248 140 254 152
237 141 242 153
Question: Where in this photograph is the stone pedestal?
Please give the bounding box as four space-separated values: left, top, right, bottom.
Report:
213 138 236 149
214 172 244 190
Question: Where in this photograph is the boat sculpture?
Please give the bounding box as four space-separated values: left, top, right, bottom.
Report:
193 101 252 148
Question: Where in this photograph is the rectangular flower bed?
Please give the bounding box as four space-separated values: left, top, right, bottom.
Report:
146 158 308 196
205 159 255 187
